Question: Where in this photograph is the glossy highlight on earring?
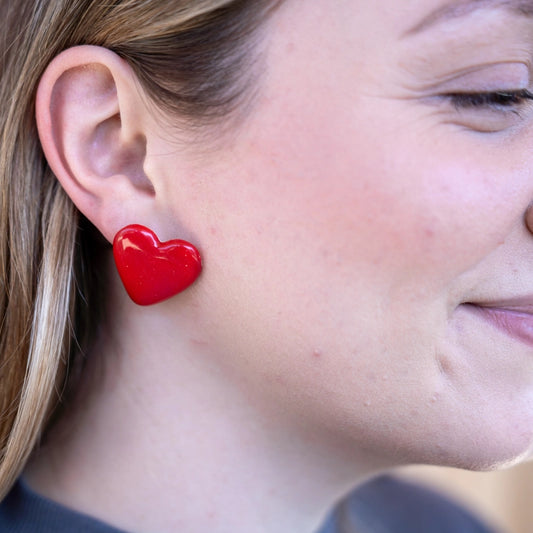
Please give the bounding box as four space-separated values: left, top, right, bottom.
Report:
113 224 202 306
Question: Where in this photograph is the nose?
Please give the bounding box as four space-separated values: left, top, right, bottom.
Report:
526 203 533 235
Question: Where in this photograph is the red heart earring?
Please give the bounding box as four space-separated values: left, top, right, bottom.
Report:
113 224 202 306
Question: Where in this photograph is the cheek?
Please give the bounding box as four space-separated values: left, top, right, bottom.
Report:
236 94 522 301
191 99 524 362
179 81 533 467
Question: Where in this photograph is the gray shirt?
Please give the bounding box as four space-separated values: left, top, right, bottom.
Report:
0 475 500 532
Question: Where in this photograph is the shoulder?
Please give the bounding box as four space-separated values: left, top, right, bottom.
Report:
318 474 501 533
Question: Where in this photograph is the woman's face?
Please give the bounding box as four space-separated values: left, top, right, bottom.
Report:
164 0 533 469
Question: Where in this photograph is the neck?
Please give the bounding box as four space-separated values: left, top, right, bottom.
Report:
26 290 391 533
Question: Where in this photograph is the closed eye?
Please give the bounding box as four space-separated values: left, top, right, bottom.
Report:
444 89 533 111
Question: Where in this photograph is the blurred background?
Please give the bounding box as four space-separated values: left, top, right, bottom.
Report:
398 462 533 533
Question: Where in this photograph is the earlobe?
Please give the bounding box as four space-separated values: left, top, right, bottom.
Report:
35 45 155 243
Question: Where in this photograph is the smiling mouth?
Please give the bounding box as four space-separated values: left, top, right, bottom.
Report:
465 303 533 348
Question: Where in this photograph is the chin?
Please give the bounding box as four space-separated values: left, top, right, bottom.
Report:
374 406 533 474
418 426 533 473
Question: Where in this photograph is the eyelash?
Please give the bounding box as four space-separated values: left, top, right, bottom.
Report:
445 89 533 111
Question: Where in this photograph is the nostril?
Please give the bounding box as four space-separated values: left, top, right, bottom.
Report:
525 203 533 235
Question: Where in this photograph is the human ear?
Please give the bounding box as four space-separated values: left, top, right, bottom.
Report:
35 45 156 243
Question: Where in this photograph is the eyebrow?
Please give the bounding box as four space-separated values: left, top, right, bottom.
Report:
405 0 533 36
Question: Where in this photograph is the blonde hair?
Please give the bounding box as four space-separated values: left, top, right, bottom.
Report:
0 0 278 499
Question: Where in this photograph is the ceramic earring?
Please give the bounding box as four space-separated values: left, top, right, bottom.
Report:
113 224 202 306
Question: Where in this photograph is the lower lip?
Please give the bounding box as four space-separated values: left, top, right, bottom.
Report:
467 304 533 348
